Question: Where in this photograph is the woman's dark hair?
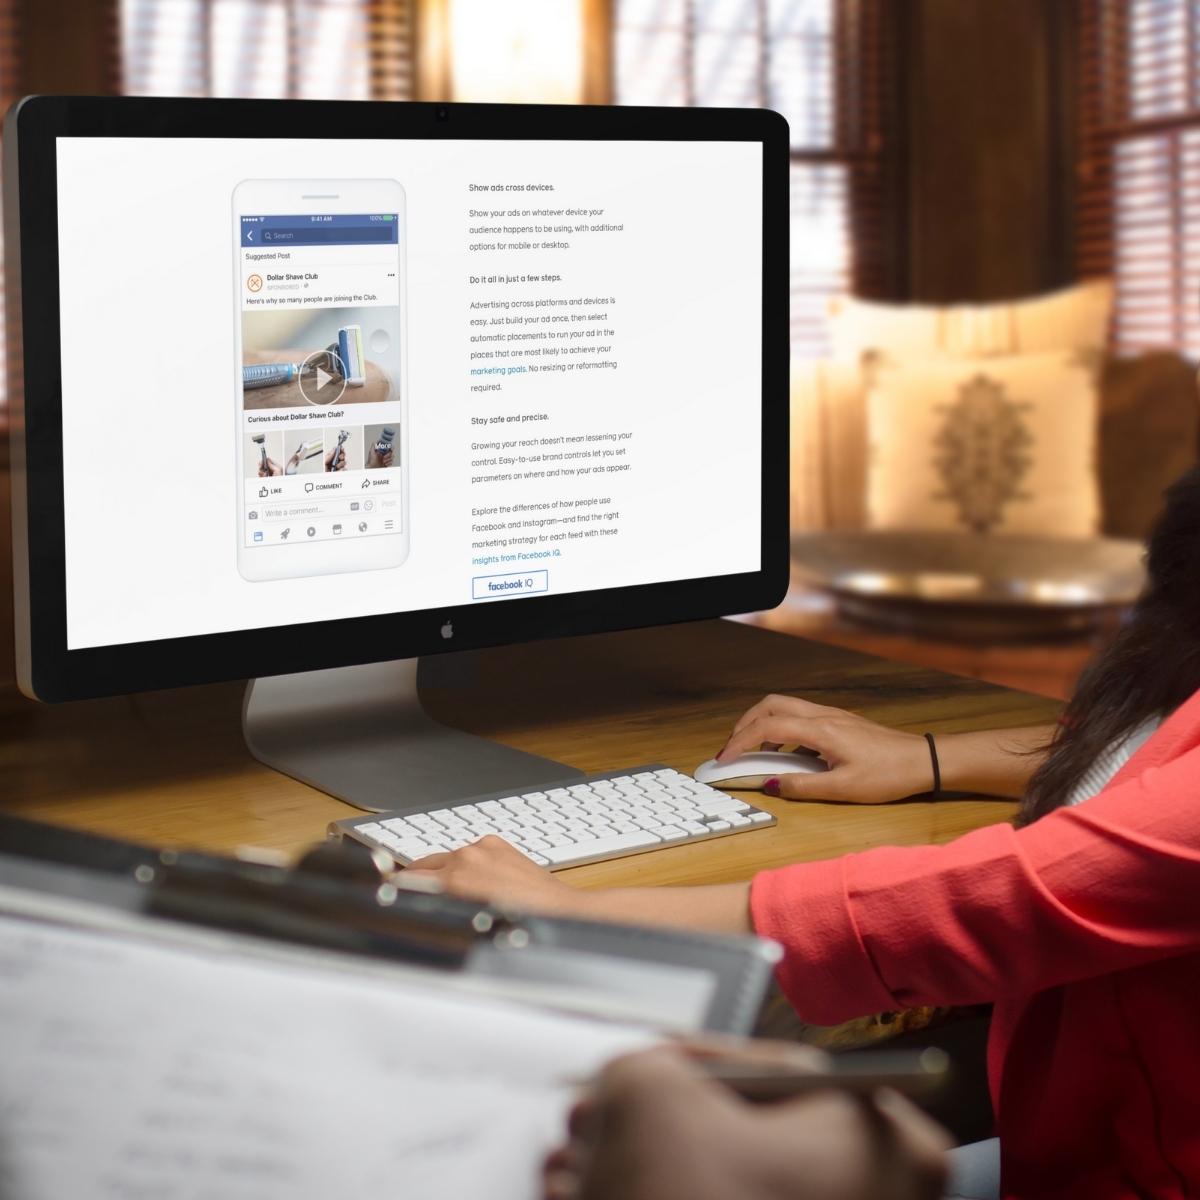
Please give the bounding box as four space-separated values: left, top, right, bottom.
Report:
1020 462 1200 825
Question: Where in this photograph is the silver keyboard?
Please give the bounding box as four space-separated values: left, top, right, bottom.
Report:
329 764 776 871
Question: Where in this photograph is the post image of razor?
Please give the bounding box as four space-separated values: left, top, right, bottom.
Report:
328 429 350 472
284 438 324 476
242 325 366 391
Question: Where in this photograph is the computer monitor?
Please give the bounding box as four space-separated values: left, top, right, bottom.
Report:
4 96 789 811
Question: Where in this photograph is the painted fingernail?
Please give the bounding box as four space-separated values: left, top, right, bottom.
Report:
714 744 728 761
763 777 781 797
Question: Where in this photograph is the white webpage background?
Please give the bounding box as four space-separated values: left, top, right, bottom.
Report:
57 138 763 649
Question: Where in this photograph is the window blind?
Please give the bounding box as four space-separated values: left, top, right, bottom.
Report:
1077 0 1200 356
614 0 890 358
121 0 412 101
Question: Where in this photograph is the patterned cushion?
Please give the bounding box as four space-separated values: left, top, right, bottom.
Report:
827 280 1113 363
865 351 1101 537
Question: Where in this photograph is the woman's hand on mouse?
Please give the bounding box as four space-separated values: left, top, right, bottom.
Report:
716 695 932 804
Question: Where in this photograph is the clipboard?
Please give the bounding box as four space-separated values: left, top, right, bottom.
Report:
0 814 780 1034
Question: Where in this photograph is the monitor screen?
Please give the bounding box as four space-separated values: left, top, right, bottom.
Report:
53 136 763 651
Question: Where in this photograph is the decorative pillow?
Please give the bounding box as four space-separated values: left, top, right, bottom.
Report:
828 280 1113 363
865 351 1101 537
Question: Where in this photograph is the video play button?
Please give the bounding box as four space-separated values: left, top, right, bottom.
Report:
298 350 346 407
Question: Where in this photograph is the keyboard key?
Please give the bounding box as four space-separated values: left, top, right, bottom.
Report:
656 825 688 842
696 797 751 816
749 811 772 824
705 820 731 833
395 842 433 861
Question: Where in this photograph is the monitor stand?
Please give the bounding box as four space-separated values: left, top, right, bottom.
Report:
242 658 582 814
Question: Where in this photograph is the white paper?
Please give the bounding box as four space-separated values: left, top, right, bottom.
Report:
0 914 654 1200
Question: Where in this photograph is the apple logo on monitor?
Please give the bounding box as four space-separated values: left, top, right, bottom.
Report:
440 620 454 640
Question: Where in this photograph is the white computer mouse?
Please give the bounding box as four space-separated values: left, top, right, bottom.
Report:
693 749 831 791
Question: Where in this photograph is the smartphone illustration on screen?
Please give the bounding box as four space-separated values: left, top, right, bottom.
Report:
232 178 408 582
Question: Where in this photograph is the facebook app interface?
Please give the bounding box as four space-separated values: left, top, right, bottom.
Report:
236 204 407 578
56 138 763 648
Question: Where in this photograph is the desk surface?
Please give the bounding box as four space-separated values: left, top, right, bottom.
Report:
0 620 1061 889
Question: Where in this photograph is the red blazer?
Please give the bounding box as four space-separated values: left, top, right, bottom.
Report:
750 689 1200 1199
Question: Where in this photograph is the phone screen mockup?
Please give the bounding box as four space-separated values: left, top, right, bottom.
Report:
234 181 408 581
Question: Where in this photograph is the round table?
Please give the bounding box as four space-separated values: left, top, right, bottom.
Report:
790 532 1145 641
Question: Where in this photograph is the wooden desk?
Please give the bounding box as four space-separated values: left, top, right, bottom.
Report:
0 620 1061 889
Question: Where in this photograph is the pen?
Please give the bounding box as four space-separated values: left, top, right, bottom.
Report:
694 1047 951 1102
564 1047 950 1103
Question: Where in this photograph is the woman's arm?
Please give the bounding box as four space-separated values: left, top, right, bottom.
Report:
932 724 1054 798
412 721 1200 1027
406 697 1058 924
754 735 1200 1025
715 695 1053 802
405 836 753 933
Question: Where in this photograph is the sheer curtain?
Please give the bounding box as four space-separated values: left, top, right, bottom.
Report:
120 0 411 100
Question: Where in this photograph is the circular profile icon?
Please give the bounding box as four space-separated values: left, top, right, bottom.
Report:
298 349 346 407
246 274 263 293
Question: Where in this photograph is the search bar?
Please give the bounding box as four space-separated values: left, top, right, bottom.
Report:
256 226 397 246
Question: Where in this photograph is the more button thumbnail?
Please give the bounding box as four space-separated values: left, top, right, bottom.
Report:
471 570 549 600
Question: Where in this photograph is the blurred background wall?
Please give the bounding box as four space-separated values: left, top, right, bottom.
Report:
0 0 1197 698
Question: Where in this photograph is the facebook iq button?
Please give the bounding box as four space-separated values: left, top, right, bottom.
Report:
472 570 549 600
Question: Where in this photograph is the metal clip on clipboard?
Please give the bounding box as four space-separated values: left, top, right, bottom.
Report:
0 815 780 1034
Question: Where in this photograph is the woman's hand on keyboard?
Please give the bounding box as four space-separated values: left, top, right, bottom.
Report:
405 836 584 914
716 694 932 804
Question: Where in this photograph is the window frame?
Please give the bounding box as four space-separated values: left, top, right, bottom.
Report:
611 0 893 357
1076 0 1200 357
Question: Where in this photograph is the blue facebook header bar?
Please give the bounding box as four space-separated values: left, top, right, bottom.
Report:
241 214 399 247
